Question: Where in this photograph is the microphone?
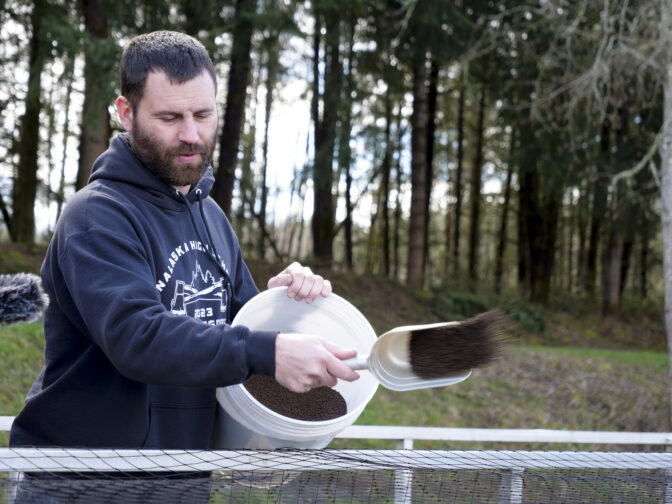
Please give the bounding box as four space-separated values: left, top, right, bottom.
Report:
0 273 48 325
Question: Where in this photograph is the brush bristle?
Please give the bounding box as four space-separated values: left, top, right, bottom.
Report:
409 311 508 379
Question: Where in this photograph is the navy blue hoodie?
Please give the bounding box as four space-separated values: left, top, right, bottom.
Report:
10 134 277 449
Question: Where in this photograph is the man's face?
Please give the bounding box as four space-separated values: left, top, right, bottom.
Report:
121 70 218 190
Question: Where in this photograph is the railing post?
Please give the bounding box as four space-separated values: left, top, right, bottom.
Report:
665 469 672 504
498 467 523 504
394 439 413 504
8 471 19 503
665 439 672 504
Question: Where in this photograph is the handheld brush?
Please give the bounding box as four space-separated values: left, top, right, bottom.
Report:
343 311 508 391
409 310 507 379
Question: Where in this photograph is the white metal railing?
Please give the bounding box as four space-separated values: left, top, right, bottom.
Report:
3 416 671 447
0 416 12 432
335 425 672 448
333 425 672 504
2 416 671 504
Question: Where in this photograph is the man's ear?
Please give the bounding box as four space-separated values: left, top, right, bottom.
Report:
115 96 134 132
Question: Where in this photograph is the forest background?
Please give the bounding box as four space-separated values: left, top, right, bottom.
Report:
2 0 672 442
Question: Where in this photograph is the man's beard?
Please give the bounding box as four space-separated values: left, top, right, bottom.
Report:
130 119 216 188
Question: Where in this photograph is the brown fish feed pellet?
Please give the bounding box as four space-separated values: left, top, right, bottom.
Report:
244 375 347 421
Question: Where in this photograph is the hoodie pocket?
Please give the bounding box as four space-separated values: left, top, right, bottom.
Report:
143 403 216 449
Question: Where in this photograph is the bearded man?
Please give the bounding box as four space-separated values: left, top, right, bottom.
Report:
10 31 358 454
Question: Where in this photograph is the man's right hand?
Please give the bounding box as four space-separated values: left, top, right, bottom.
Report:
274 333 360 393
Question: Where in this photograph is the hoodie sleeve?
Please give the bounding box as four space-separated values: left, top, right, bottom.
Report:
45 196 276 388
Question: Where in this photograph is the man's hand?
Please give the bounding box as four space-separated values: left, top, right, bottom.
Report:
275 333 360 393
267 262 331 303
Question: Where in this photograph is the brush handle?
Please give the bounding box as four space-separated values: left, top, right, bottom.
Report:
341 355 370 370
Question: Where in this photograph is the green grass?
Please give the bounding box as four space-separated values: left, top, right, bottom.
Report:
0 321 45 446
330 344 670 452
516 344 669 372
0 323 669 453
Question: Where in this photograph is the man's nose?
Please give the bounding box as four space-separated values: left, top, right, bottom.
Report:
178 118 199 144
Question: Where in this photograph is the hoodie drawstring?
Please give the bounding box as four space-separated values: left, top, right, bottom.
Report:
178 189 237 324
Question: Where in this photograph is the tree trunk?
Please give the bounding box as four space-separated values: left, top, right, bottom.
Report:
518 121 562 304
77 0 112 191
406 53 428 289
393 111 403 280
659 54 672 430
236 121 256 248
566 190 575 292
586 120 611 293
576 178 589 291
528 181 562 304
381 88 393 277
516 140 529 292
214 0 255 217
640 215 649 299
601 199 625 315
620 233 634 297
181 0 221 36
13 0 47 244
45 74 56 224
602 103 633 313
56 58 75 224
494 128 515 295
468 85 486 286
519 165 539 296
444 195 452 278
311 4 341 265
452 76 466 277
288 150 309 260
284 161 299 257
423 61 438 278
299 130 311 259
339 17 356 271
586 172 608 293
141 0 170 31
257 38 279 259
0 194 13 241
344 165 353 269
235 60 259 248
366 183 382 274
296 178 307 259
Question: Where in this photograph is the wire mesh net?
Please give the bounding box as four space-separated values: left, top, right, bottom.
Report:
1 448 671 503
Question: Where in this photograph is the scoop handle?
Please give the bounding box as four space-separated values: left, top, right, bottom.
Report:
341 355 370 370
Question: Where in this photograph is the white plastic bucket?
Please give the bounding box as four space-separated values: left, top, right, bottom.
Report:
215 287 379 449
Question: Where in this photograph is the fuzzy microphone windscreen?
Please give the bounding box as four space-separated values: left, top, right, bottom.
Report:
0 273 48 325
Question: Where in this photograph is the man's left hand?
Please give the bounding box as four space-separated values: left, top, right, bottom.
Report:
267 262 331 303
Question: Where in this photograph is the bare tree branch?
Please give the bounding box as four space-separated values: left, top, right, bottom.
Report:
611 129 662 187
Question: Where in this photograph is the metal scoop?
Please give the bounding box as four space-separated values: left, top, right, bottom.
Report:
341 322 472 391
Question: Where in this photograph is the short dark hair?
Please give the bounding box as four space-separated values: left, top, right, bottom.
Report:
120 31 217 110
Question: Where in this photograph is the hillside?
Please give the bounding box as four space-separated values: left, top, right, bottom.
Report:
245 259 667 353
0 248 669 450
1 246 665 352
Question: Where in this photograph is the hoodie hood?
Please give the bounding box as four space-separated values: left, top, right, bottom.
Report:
89 133 215 204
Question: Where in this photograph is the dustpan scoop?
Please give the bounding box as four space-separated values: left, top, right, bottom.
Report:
342 322 471 391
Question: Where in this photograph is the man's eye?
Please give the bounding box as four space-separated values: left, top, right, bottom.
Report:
160 116 177 122
196 113 212 120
